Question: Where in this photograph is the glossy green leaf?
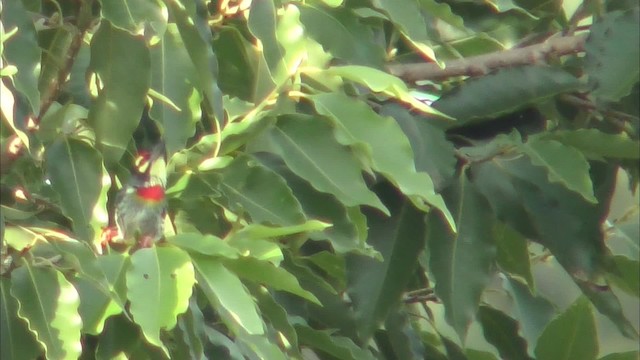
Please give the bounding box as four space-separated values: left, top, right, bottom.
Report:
126 247 195 351
535 129 640 160
167 233 239 258
219 154 306 226
585 8 640 102
298 5 384 67
98 0 168 41
433 66 582 124
149 24 200 155
347 189 428 341
175 298 206 360
264 114 388 214
1 277 42 360
295 324 374 360
3 0 40 112
11 262 82 360
523 138 596 203
37 103 88 144
477 305 533 360
88 22 150 163
74 276 123 335
95 314 167 359
535 297 598 360
237 333 288 360
45 138 102 242
191 254 264 335
224 257 320 304
598 351 640 360
311 92 455 230
427 174 497 341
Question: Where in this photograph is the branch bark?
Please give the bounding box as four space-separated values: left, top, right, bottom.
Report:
388 34 587 83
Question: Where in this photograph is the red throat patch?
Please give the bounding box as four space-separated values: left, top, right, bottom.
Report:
136 185 165 202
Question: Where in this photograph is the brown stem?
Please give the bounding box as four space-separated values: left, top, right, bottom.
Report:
388 34 588 83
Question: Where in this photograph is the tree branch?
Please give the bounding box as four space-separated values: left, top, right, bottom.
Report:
388 34 587 83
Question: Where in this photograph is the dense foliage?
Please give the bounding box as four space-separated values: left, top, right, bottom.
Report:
1 0 639 359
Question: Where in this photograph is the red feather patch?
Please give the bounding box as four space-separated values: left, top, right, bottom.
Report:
136 185 165 202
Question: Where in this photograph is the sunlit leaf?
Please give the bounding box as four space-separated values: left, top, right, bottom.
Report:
1 277 42 360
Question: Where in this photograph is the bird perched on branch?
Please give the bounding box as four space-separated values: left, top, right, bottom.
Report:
114 142 167 249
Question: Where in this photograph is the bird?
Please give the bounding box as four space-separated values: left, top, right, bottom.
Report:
114 143 167 249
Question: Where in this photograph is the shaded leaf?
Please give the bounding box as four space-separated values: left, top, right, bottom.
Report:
383 306 426 360
126 246 195 351
523 138 596 203
495 223 534 289
347 184 428 341
535 297 598 360
477 305 533 360
311 92 455 230
295 324 374 360
98 0 168 40
167 233 239 258
219 154 306 226
2 0 40 112
427 174 497 341
585 8 640 102
433 66 581 124
224 257 320 304
149 24 201 155
88 22 150 163
536 129 640 160
264 114 388 214
45 138 102 242
607 255 640 297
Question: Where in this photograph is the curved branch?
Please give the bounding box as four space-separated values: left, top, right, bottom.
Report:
388 34 587 83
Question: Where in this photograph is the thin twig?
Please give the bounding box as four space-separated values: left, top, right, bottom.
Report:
388 34 588 83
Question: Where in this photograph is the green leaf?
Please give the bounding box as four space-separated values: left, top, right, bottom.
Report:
11 262 82 360
264 114 388 214
224 257 321 304
433 66 582 124
585 8 640 102
2 0 40 112
1 277 42 360
495 223 534 289
126 247 195 351
237 333 289 360
219 154 306 226
380 104 457 191
383 307 427 360
347 188 428 341
319 66 446 116
88 21 150 163
477 305 533 360
536 129 640 160
75 276 123 335
45 138 103 242
3 226 40 251
298 5 384 67
37 27 73 98
167 233 239 258
175 298 206 360
535 297 598 360
190 254 264 335
427 174 497 341
167 0 224 124
311 92 455 231
504 277 557 357
598 351 640 360
98 0 168 41
607 255 640 297
149 24 200 155
295 324 374 360
95 314 167 359
522 138 596 203
267 159 364 253
251 285 299 350
371 0 437 61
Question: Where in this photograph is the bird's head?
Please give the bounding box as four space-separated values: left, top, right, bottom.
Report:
129 143 167 202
